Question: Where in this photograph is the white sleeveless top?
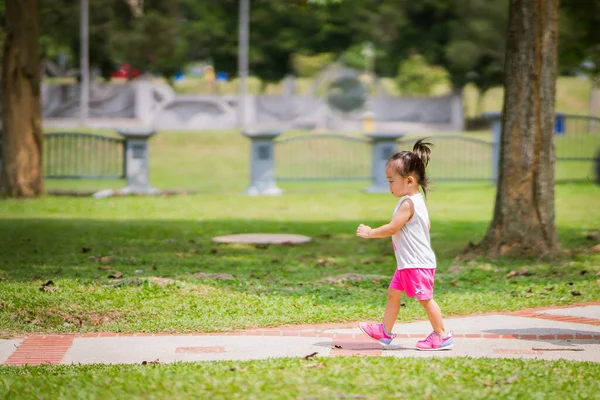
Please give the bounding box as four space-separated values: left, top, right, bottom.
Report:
391 193 436 270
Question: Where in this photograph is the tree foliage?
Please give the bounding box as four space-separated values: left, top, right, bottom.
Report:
3 0 599 89
395 53 449 96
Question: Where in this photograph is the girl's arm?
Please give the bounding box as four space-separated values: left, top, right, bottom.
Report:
356 200 414 239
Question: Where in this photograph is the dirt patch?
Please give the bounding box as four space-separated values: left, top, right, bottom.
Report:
112 277 180 287
9 306 124 329
193 272 235 281
319 273 388 284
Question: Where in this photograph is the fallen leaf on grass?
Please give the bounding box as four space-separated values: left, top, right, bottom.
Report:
303 352 318 360
81 247 91 253
108 272 123 279
450 279 458 286
579 270 588 275
544 286 555 291
229 367 248 372
175 253 186 258
505 375 519 384
596 271 600 277
524 293 534 298
100 256 113 264
505 269 532 278
39 280 58 292
141 359 160 365
571 291 582 296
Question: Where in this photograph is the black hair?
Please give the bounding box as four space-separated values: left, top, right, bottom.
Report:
386 138 433 196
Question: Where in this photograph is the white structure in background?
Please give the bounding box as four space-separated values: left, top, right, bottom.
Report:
40 80 463 133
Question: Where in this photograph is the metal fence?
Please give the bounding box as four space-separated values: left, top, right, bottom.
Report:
553 115 600 182
44 133 125 179
275 134 371 181
269 114 600 185
397 135 494 181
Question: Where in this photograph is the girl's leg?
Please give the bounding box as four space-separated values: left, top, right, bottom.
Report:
418 299 447 337
383 287 403 334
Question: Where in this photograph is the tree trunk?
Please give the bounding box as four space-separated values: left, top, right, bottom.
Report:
477 0 560 258
0 0 43 198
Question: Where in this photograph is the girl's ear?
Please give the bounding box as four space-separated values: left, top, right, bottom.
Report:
407 175 416 185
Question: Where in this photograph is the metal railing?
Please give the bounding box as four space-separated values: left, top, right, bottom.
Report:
43 133 125 179
275 134 371 181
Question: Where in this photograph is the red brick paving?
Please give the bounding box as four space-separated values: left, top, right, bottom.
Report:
4 335 75 366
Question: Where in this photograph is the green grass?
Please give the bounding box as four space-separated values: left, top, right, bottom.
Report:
2 357 599 399
0 182 598 336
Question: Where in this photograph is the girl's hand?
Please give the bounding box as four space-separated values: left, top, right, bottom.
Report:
356 224 372 238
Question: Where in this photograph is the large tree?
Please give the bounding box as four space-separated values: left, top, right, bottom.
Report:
477 0 560 257
311 0 562 258
1 0 43 198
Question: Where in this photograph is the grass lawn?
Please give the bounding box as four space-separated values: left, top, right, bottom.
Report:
0 183 598 336
2 357 599 399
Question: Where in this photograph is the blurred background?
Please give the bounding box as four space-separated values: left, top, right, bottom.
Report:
2 0 598 194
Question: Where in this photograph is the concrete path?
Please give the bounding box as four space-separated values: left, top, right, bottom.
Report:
2 302 599 366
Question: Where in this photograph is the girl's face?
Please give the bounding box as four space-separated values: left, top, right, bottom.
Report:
386 166 417 197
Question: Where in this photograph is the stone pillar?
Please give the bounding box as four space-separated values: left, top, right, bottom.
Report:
483 112 502 184
450 90 465 132
242 130 283 195
364 132 405 193
118 128 160 195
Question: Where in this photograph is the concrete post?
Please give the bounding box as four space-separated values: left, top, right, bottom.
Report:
242 130 283 196
450 90 465 132
118 128 160 195
93 128 160 198
364 132 405 193
483 112 502 184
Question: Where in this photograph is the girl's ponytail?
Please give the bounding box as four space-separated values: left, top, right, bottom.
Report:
412 138 433 167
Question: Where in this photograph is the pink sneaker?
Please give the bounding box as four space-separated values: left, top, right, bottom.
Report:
358 322 396 345
416 331 454 351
